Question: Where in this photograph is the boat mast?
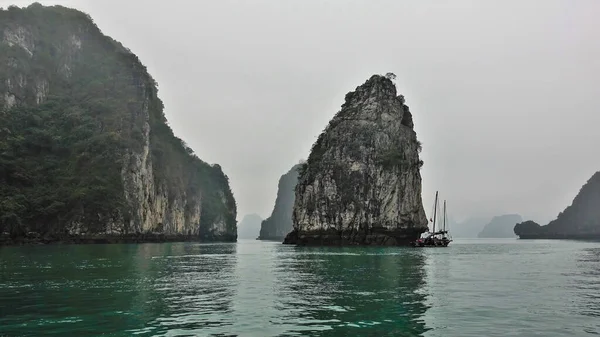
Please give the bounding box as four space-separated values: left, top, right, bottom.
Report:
432 191 438 233
443 200 447 232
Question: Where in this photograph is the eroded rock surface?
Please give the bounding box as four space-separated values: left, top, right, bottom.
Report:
284 74 428 246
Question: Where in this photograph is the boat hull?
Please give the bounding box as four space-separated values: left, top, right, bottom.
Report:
411 239 452 247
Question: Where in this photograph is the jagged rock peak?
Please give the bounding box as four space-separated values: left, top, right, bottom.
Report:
344 75 398 103
340 74 414 129
284 73 427 246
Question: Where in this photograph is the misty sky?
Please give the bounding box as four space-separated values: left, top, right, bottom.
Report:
3 0 600 225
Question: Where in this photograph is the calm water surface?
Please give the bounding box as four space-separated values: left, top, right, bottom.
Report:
1 239 599 336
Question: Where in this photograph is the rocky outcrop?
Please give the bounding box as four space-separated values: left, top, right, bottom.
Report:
258 164 300 241
514 172 600 239
284 74 428 246
237 214 263 240
477 214 522 238
513 221 543 237
0 4 237 243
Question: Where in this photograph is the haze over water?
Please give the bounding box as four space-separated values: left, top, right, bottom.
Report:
1 239 599 336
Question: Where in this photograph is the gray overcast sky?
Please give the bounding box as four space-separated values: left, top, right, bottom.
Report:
3 0 600 225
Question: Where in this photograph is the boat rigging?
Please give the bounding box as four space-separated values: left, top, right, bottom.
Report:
411 191 452 247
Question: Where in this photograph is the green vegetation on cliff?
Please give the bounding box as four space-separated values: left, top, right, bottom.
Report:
0 99 126 236
0 4 236 239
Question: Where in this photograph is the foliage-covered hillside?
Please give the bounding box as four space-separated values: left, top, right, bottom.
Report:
0 4 236 241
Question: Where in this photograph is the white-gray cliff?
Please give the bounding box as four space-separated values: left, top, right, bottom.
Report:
284 74 428 245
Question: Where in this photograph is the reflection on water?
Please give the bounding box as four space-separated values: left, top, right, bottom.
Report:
0 243 239 337
1 239 600 336
274 247 430 336
139 243 238 336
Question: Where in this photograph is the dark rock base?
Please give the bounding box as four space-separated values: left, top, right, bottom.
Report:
517 233 600 240
257 236 286 242
0 233 237 246
282 227 425 246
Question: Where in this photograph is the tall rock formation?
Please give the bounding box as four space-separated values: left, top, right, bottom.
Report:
237 214 262 240
284 74 428 246
0 4 237 243
477 214 522 238
258 164 300 241
514 172 600 239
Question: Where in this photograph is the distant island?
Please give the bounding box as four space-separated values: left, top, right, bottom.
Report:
237 214 263 240
284 74 428 246
514 171 600 239
449 217 490 238
258 164 300 241
0 4 237 244
477 214 522 238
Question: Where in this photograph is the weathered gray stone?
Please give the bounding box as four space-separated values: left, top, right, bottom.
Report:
284 74 428 246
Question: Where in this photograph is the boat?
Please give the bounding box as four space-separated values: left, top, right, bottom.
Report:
411 191 453 247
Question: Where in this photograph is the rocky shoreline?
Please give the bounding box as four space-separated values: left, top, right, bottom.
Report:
283 227 424 246
257 236 287 242
517 233 600 240
0 233 237 246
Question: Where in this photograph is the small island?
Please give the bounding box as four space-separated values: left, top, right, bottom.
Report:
284 74 428 246
514 172 600 239
237 214 263 240
477 214 522 238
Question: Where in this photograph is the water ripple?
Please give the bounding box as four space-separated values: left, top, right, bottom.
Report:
1 239 600 336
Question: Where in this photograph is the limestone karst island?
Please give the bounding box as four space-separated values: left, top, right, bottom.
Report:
0 4 236 244
284 74 428 246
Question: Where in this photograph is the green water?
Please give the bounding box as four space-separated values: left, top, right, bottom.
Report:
1 239 599 336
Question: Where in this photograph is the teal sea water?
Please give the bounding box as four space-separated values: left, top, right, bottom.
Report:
1 239 599 336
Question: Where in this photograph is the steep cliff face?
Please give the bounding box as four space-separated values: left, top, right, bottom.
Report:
258 164 300 240
514 172 600 239
0 4 236 242
477 214 522 238
284 74 428 246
